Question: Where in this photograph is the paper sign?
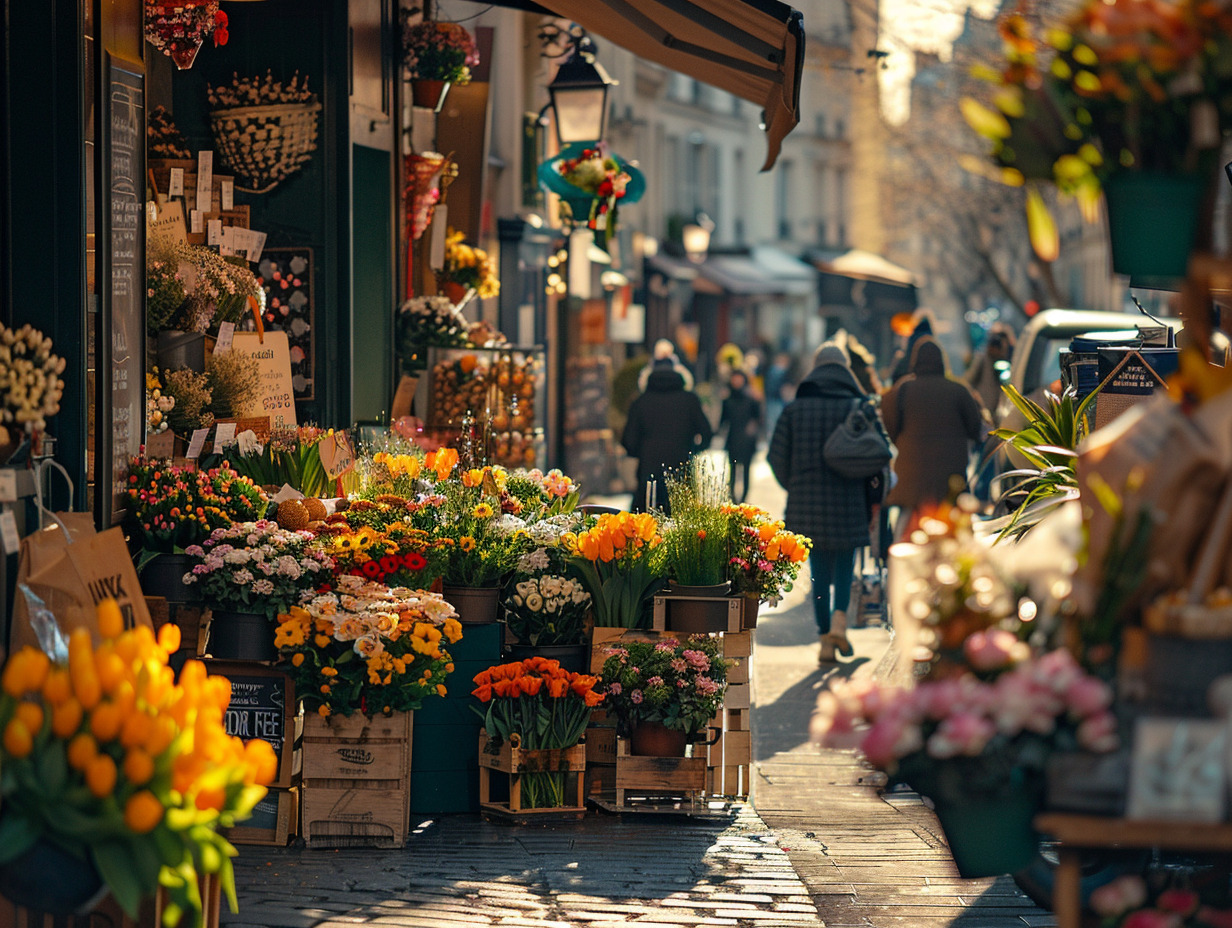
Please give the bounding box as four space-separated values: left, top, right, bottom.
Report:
190 210 203 234
317 431 356 480
221 179 234 211
207 219 223 246
196 151 213 214
169 167 185 197
213 421 237 453
214 321 235 354
145 429 176 459
245 230 267 263
229 331 298 430
149 200 188 247
0 470 16 503
0 511 19 555
428 204 448 270
271 484 305 504
186 428 209 459
219 226 237 257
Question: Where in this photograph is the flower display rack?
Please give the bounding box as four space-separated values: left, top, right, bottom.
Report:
301 711 412 849
477 733 587 823
606 737 710 813
706 629 753 799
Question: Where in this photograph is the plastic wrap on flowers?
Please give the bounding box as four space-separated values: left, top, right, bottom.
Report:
144 1 228 70
405 151 450 241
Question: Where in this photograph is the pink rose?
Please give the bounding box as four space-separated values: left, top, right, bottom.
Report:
927 712 994 759
1089 876 1147 918
1076 711 1119 753
963 629 1026 672
1065 675 1113 719
860 715 922 768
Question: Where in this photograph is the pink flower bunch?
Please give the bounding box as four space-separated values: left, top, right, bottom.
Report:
401 20 480 85
813 648 1117 775
1091 876 1232 928
598 635 729 738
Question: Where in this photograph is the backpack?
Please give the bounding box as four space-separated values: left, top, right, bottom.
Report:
823 398 893 479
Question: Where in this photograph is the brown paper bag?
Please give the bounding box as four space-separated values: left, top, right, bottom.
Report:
9 518 152 653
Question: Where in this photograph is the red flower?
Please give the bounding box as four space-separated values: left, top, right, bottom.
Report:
380 555 400 574
361 561 383 579
402 551 427 571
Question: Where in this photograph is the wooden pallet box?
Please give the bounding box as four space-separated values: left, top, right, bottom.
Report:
477 733 587 821
612 737 708 811
204 660 300 789
653 594 743 635
223 786 299 847
0 874 221 928
301 711 412 849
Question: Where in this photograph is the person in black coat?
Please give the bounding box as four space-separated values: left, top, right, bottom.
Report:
718 371 762 503
621 364 714 514
768 342 889 664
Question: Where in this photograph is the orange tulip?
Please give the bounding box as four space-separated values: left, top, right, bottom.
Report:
520 675 543 696
473 683 493 702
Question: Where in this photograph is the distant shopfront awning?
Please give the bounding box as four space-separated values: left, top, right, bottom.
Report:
814 249 919 315
521 0 804 170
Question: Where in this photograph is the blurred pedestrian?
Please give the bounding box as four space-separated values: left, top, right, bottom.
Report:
881 337 985 536
836 330 884 396
638 338 694 392
622 346 713 515
718 370 762 503
768 342 888 664
888 311 935 385
964 323 1015 416
763 351 793 439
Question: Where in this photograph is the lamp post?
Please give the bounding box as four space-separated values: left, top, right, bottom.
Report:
682 213 715 264
546 34 615 146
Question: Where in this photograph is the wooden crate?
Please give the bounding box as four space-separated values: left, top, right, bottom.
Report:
585 725 617 765
204 661 300 789
0 874 220 928
223 786 299 847
653 594 743 635
477 733 587 821
301 711 412 848
705 629 755 800
612 738 708 811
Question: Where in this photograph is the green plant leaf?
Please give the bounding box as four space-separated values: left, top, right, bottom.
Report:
93 840 144 917
0 813 40 864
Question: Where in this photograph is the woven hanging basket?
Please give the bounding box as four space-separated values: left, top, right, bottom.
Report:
208 101 321 194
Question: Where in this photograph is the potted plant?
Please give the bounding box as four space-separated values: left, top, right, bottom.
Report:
961 0 1232 280
0 599 274 923
598 635 729 756
439 228 501 305
396 294 475 376
182 520 334 661
563 511 667 630
723 502 811 621
503 546 593 672
274 575 463 720
471 657 604 813
400 18 479 110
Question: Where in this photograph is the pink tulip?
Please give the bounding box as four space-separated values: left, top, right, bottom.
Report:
1089 876 1147 917
1065 675 1113 718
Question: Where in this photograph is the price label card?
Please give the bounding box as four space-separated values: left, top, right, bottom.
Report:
428 204 448 270
207 219 223 246
221 178 234 211
186 428 209 459
230 331 298 429
190 210 203 234
0 469 17 504
169 167 185 197
145 429 176 459
214 321 235 354
213 421 237 454
246 230 267 263
0 511 19 554
196 151 213 214
219 225 236 256
318 431 356 479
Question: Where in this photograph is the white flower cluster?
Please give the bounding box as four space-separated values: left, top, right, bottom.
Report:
400 295 462 323
146 388 175 434
208 70 316 108
509 573 589 616
0 324 66 443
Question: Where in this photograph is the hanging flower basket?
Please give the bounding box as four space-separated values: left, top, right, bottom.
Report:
208 73 321 194
144 0 229 70
405 151 450 241
538 143 645 251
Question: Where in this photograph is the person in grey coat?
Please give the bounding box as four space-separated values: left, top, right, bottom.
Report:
768 342 888 664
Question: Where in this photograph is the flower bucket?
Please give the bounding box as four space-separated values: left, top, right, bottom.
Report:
139 553 200 604
664 582 734 635
0 835 107 915
411 79 450 112
629 721 689 757
931 790 1040 879
442 584 501 625
207 609 276 662
156 329 207 374
506 642 591 674
1104 172 1206 286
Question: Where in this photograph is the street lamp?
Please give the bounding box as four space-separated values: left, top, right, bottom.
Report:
682 213 715 263
547 35 615 146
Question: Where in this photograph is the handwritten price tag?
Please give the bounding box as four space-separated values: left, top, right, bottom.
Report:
317 431 356 480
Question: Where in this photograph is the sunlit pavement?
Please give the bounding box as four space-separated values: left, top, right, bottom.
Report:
220 453 1052 927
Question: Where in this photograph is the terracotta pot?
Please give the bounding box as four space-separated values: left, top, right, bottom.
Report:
411 79 451 112
440 279 473 307
629 720 689 757
442 583 501 625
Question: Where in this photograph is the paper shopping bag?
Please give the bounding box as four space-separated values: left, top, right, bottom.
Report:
9 519 152 653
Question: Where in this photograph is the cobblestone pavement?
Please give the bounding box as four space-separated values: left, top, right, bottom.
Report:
222 452 1055 927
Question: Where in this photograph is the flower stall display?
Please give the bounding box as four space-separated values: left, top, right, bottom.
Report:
0 323 65 459
538 143 645 251
503 546 592 660
147 238 263 338
146 370 176 436
563 511 666 629
397 295 476 375
144 0 229 71
598 635 729 756
472 658 604 812
961 0 1232 275
320 523 434 589
224 425 361 498
401 17 479 109
723 503 811 605
0 599 275 922
1089 874 1232 928
439 228 500 303
275 576 463 719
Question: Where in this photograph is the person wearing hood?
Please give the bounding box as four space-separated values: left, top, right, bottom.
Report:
718 370 762 503
622 360 713 514
888 312 935 385
881 336 985 535
768 342 888 664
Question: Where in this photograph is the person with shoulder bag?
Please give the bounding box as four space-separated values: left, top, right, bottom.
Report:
768 342 893 665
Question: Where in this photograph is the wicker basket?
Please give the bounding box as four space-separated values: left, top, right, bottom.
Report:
208 101 321 194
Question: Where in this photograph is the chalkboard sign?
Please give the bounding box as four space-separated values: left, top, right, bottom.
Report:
205 661 298 788
101 55 146 526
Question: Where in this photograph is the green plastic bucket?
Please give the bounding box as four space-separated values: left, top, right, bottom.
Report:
931 790 1040 878
1104 172 1205 285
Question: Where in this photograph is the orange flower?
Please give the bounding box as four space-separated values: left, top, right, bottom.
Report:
546 677 569 698
473 683 493 702
520 675 543 696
